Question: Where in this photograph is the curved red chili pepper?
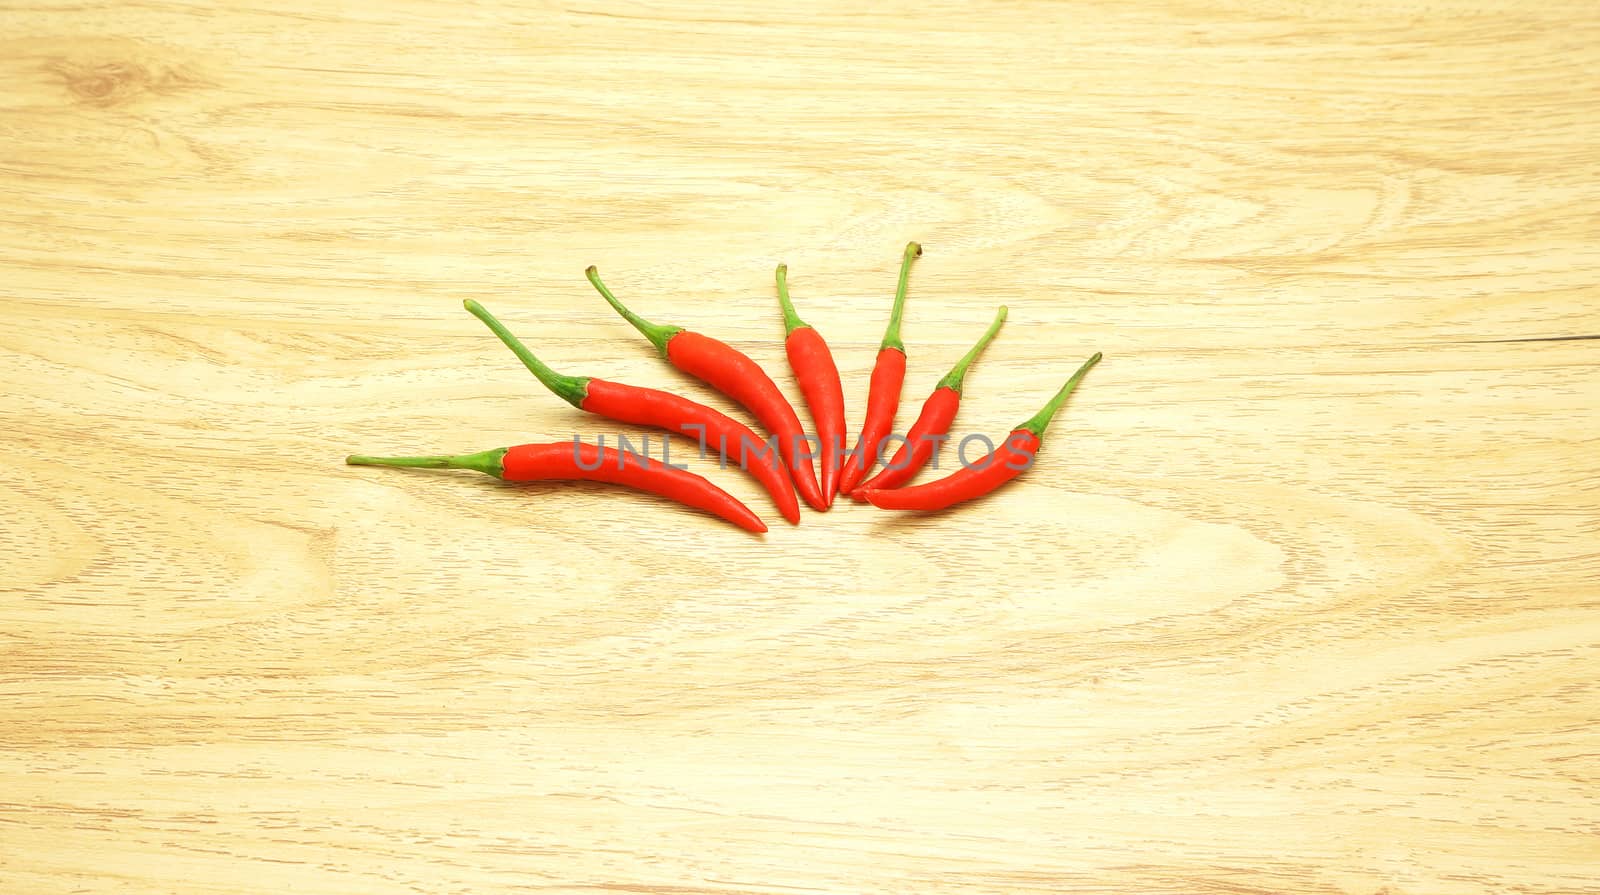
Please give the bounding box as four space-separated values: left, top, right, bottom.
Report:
463 300 801 525
586 266 828 512
843 347 907 494
859 352 1101 512
837 242 921 496
851 305 1006 497
582 382 799 524
774 263 845 504
346 442 767 533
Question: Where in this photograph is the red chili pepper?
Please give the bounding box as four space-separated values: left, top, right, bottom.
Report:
346 442 767 533
586 266 828 512
774 262 846 505
850 304 1007 498
463 300 801 525
836 242 922 496
859 352 1102 512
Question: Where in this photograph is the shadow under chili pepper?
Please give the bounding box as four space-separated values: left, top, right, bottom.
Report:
449 475 770 536
861 489 1013 532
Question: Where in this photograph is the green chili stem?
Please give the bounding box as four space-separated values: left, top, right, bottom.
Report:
463 300 590 408
774 263 808 335
935 305 1007 393
880 241 922 352
1017 352 1103 440
585 265 682 357
346 448 507 478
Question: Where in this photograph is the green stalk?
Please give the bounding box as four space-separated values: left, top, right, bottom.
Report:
346 448 507 478
585 265 682 357
880 241 923 352
1017 353 1103 439
774 263 808 335
934 305 1007 393
463 300 589 408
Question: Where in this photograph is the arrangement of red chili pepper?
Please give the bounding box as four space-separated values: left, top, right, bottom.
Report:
346 443 767 533
858 352 1102 512
851 303 1008 498
346 243 1105 533
586 266 829 513
463 299 802 525
774 262 846 505
836 242 921 496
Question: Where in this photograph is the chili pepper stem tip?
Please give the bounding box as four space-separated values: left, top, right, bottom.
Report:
774 261 807 333
936 303 1009 392
585 265 681 356
1017 352 1104 439
345 448 507 476
462 298 590 408
882 242 924 351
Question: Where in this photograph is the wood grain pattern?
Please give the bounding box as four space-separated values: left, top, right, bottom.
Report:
2 1 1597 892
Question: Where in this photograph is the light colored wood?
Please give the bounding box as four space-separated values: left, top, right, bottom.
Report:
2 1 1597 892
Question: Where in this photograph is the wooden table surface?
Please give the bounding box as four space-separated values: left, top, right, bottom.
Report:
3 2 1597 893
